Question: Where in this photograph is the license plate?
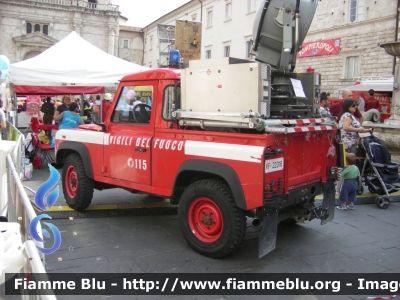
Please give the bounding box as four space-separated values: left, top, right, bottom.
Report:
265 158 284 173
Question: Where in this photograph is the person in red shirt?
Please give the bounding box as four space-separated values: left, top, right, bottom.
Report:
329 90 363 123
364 89 380 111
102 93 112 122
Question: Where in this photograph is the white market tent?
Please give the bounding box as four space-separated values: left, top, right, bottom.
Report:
10 31 150 95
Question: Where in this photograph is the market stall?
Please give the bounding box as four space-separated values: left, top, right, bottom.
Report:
9 31 150 127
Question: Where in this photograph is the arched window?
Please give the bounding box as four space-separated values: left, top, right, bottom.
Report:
43 25 48 35
26 23 32 34
34 24 40 32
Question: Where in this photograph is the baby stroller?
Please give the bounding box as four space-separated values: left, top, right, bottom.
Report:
356 133 400 209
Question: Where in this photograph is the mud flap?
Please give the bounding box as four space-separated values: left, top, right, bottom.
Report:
258 208 278 258
321 179 335 225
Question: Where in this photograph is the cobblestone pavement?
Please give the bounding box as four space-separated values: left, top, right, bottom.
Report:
2 165 400 300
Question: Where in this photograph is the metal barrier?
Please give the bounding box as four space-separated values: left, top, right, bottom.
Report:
1 122 56 300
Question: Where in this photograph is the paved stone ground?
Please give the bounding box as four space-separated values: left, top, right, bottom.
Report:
2 165 400 300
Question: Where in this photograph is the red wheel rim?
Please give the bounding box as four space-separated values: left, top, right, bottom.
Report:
65 166 78 198
188 197 223 243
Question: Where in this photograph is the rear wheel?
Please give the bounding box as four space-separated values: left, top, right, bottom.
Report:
357 184 364 195
179 179 246 258
62 153 93 210
368 184 376 194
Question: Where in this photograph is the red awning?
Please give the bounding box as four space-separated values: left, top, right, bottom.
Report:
15 85 105 95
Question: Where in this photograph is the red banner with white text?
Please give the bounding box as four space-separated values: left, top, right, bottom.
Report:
297 38 341 58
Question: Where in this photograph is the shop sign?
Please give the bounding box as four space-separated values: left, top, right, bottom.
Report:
297 38 341 58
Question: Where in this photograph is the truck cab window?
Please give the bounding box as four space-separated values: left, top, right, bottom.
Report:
162 84 180 121
112 85 153 124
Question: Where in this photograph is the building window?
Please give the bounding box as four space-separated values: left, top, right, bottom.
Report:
225 2 232 21
88 0 97 9
246 40 253 58
206 50 211 59
27 22 49 35
149 36 153 50
207 10 213 27
247 0 255 13
123 40 129 48
192 14 197 21
349 0 364 23
224 45 230 57
345 56 360 79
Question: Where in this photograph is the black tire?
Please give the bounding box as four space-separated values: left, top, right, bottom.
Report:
375 196 390 209
62 153 93 210
368 185 376 194
178 179 246 258
357 184 364 195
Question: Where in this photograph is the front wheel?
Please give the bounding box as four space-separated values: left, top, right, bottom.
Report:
375 196 390 209
178 179 246 258
62 153 94 211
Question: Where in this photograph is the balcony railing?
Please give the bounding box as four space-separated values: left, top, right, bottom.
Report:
7 0 119 12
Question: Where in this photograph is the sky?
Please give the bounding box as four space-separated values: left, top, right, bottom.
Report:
110 0 191 28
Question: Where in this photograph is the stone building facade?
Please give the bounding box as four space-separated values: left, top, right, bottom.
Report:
0 0 143 65
118 25 144 64
295 0 398 96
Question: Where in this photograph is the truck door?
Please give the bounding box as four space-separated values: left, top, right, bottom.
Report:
103 82 156 185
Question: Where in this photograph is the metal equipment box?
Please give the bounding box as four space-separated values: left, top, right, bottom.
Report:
181 57 271 116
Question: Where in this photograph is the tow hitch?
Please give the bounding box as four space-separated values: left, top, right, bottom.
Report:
307 206 329 221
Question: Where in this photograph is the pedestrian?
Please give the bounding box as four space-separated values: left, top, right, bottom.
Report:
319 92 333 119
337 153 359 210
55 102 84 129
40 96 55 139
102 93 112 121
365 89 380 111
54 95 71 121
132 95 142 110
338 99 371 154
330 89 363 123
83 96 92 121
41 97 55 124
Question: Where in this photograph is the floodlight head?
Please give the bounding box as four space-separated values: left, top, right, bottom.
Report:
252 0 318 71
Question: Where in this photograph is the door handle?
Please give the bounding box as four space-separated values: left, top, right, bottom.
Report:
135 148 147 152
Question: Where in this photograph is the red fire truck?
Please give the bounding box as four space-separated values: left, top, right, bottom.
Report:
54 0 338 258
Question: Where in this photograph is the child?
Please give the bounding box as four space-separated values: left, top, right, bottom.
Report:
337 153 360 210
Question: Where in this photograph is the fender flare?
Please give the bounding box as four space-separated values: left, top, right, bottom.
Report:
174 160 247 210
56 141 93 178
